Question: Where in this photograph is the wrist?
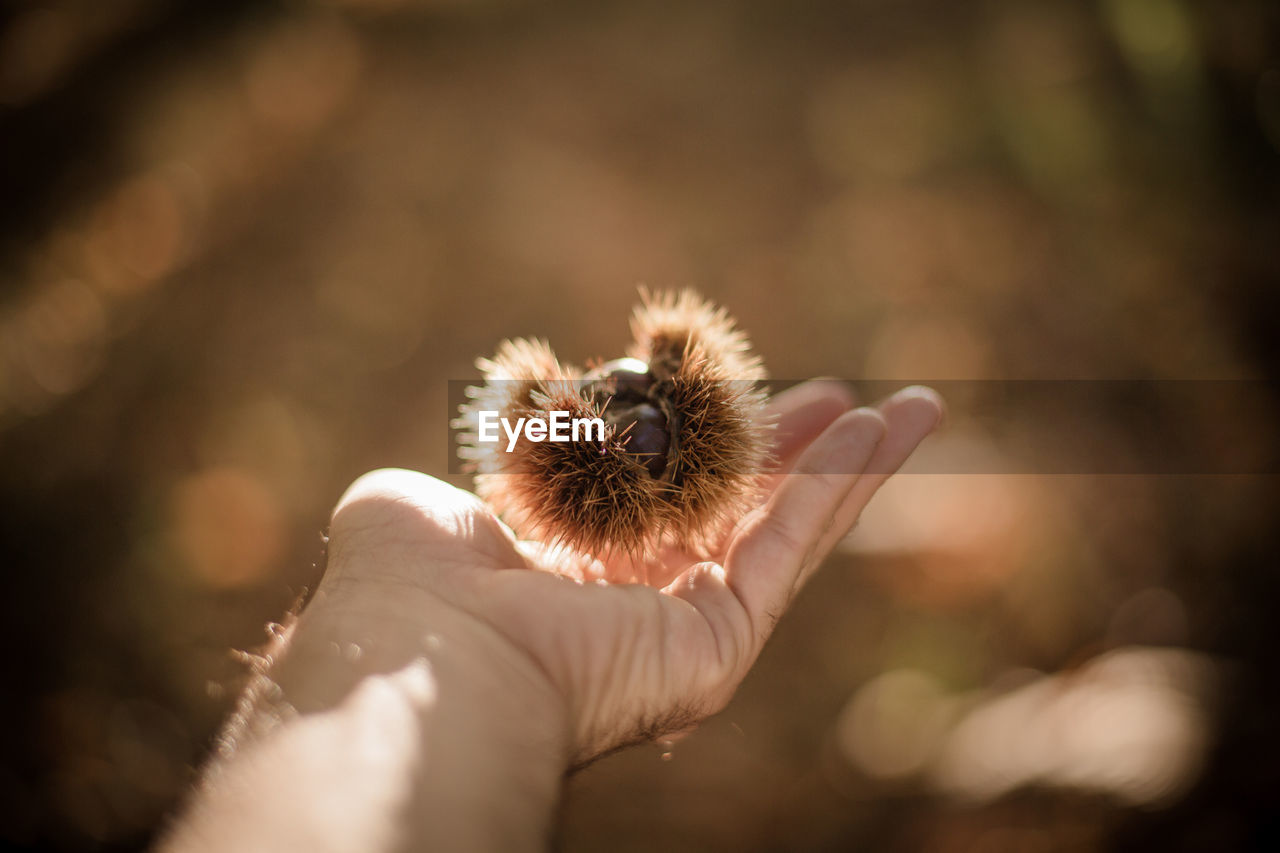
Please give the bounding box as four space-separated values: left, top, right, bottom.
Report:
265 579 572 851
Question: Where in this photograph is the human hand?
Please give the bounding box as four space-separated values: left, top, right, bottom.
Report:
312 380 944 767
164 380 943 852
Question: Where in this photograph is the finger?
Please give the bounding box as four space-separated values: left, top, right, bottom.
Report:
715 380 856 555
807 386 944 566
764 379 858 476
724 407 885 640
664 562 755 685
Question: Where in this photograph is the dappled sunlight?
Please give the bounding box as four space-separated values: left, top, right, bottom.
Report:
830 647 1216 812
929 647 1215 808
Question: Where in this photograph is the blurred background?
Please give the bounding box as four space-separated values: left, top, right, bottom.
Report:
1 0 1278 850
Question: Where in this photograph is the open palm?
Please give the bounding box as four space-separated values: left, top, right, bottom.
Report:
322 380 943 766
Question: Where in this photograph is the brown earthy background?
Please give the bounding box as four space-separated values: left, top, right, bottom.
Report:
1 0 1277 850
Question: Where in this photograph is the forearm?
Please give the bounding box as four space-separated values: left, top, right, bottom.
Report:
162 584 572 853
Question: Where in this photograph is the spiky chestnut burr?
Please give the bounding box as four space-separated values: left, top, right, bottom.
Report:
455 290 772 560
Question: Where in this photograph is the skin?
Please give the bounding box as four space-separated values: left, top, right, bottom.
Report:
161 380 944 853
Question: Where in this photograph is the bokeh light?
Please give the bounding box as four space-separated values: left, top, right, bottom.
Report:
170 467 286 589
